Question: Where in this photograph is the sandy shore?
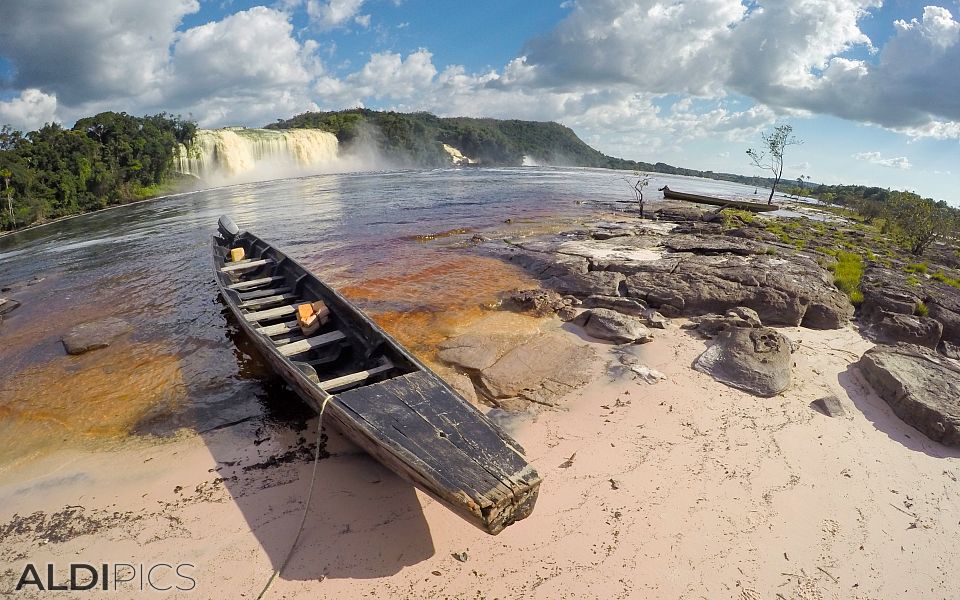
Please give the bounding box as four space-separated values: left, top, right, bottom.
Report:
3 314 959 599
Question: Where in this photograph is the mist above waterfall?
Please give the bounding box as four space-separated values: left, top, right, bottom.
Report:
175 127 389 186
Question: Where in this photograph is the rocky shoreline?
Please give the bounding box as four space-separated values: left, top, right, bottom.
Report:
433 200 960 450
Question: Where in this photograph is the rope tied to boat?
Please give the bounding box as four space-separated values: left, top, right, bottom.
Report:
255 395 332 600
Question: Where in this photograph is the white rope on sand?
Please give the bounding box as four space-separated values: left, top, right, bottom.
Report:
255 395 331 600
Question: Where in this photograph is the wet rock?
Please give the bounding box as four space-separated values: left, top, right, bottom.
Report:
811 395 848 418
495 246 589 279
61 317 133 355
663 234 769 256
572 308 654 344
0 297 20 316
542 271 625 298
582 294 648 316
503 289 567 317
478 333 597 406
857 344 960 447
694 327 793 397
871 311 942 348
437 334 519 372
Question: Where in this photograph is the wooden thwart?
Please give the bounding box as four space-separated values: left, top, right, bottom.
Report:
277 330 347 357
320 359 394 392
238 286 292 301
227 275 285 291
239 293 298 309
256 320 299 336
220 258 274 273
244 305 296 322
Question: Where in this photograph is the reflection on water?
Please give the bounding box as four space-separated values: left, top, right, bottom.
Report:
0 167 766 468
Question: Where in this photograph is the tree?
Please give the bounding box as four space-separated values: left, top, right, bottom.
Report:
885 192 951 255
746 125 802 205
625 170 651 217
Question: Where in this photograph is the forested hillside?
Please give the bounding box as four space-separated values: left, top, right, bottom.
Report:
0 112 194 231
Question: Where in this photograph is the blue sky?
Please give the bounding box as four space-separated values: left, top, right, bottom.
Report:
1 1 959 203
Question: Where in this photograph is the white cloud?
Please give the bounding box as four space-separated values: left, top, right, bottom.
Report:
0 89 59 131
307 0 366 30
852 151 912 169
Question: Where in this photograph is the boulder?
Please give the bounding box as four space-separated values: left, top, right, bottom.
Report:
694 327 793 397
437 333 518 372
623 254 853 329
541 271 625 298
557 306 579 321
857 344 960 447
871 311 942 348
643 308 669 329
811 395 848 418
572 308 654 344
503 289 567 317
582 294 648 316
478 333 597 406
685 306 762 337
61 317 133 355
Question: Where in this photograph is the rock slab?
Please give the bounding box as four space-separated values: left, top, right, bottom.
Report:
694 327 793 397
857 344 960 447
62 317 134 355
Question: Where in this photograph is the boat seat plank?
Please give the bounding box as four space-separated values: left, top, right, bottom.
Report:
244 305 296 322
277 330 347 357
221 258 274 273
319 359 394 392
238 286 292 301
376 372 536 492
227 275 285 291
334 384 513 506
255 320 300 336
239 293 298 310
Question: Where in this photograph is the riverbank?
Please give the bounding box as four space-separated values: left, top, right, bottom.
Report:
3 312 958 598
2 185 959 598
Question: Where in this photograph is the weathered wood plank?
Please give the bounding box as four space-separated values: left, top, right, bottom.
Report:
377 372 536 492
238 286 292 301
244 305 296 322
238 293 298 310
277 330 346 357
338 380 514 507
320 359 393 392
255 320 299 336
221 258 273 273
227 275 285 291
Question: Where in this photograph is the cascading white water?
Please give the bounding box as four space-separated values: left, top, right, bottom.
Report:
175 128 340 182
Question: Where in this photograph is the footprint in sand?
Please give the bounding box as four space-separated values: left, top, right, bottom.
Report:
821 519 840 537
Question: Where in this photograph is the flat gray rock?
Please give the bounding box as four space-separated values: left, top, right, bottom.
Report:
572 308 654 344
694 327 793 397
61 317 135 355
812 395 848 418
872 312 943 348
857 344 960 447
542 271 625 298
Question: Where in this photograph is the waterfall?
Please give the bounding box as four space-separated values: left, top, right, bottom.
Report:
175 128 340 182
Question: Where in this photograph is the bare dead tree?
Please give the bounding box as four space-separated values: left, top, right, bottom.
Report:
746 125 802 205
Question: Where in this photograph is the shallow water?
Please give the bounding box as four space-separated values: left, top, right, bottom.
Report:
0 167 763 468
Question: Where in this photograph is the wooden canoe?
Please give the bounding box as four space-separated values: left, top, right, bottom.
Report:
211 216 540 534
659 186 779 212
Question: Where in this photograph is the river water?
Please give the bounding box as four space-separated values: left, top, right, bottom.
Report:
0 167 765 468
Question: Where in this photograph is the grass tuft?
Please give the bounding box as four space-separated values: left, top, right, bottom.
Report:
915 301 929 318
833 251 865 305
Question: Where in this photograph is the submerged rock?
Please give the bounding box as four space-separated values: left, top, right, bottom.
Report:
572 308 654 344
61 317 134 355
694 327 793 397
857 344 960 447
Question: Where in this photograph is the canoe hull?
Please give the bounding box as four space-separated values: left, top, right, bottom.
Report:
660 186 780 212
211 223 541 534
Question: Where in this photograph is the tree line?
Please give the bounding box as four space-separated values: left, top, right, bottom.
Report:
0 112 195 231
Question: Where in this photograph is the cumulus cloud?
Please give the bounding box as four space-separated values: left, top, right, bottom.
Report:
852 151 912 169
0 0 198 105
0 89 59 131
307 0 366 30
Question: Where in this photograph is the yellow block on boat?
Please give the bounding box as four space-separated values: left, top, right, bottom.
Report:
229 247 245 262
